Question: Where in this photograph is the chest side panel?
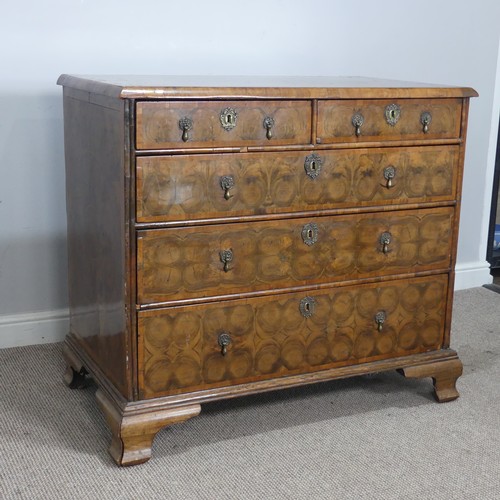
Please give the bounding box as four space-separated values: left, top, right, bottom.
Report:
63 92 131 398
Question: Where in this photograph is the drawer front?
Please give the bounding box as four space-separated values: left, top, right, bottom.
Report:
136 100 312 149
137 146 458 222
138 275 448 398
137 207 454 304
317 98 462 143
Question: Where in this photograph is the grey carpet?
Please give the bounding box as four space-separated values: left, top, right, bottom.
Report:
1 287 499 500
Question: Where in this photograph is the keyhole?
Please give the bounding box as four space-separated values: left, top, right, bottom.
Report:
390 109 395 119
227 114 232 124
311 161 316 171
308 229 313 239
305 302 310 312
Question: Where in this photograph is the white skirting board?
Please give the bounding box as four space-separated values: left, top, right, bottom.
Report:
0 262 494 348
0 309 69 349
454 260 493 290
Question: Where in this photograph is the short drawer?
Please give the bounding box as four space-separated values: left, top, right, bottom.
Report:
136 207 454 304
136 145 459 223
317 98 462 144
138 274 448 398
136 100 312 149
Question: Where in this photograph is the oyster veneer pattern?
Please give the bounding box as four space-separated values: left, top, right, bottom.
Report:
137 207 454 303
137 145 459 222
139 275 448 398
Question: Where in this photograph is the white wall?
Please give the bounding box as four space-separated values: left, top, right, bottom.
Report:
1 0 499 347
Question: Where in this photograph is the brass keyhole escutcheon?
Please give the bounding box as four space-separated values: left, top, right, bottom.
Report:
301 222 319 246
220 107 238 131
299 296 316 318
304 154 323 179
385 104 401 126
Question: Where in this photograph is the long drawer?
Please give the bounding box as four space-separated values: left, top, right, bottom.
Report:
136 100 312 149
136 145 459 223
317 98 462 144
137 207 454 304
138 274 448 398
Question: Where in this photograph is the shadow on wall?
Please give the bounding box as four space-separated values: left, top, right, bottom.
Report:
0 92 68 316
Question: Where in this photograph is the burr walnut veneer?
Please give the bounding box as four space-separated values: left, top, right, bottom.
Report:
58 75 476 466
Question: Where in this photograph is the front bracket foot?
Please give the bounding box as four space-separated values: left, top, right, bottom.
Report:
96 389 201 466
399 357 463 402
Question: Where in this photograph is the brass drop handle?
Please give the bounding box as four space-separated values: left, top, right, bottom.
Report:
220 175 235 200
219 249 233 272
218 332 231 356
263 116 275 140
420 111 432 134
178 117 193 142
383 166 396 189
375 311 386 332
380 232 392 254
352 112 364 137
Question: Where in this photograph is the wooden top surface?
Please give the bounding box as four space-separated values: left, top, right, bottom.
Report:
57 74 478 99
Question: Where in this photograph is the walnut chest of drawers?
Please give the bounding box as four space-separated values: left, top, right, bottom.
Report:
57 75 477 466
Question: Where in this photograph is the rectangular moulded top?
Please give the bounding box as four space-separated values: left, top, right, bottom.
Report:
57 74 478 100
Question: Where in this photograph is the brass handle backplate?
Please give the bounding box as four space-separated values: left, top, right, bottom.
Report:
383 166 396 189
301 222 319 246
263 116 275 140
299 296 316 318
380 232 392 254
385 104 401 126
375 311 386 332
352 112 364 137
220 175 235 200
178 117 193 142
220 107 238 131
219 249 233 272
420 111 432 133
304 153 323 179
218 332 231 356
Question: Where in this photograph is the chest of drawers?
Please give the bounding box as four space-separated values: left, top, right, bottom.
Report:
58 75 476 466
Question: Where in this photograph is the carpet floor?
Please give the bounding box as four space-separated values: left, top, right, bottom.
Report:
0 287 499 499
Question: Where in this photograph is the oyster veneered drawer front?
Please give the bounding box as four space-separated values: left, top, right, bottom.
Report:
136 100 312 149
136 145 459 223
138 274 448 398
136 207 454 304
317 98 462 144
